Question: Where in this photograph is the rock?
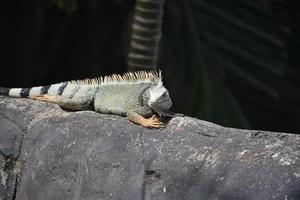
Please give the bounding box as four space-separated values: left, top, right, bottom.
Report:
0 96 300 200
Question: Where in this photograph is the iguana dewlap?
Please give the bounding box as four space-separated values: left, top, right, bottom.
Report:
0 71 172 128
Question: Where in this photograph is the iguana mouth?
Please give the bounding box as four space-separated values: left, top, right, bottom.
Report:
155 109 174 117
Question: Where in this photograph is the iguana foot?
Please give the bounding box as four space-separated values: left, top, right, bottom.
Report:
31 95 59 103
142 115 165 128
127 112 165 129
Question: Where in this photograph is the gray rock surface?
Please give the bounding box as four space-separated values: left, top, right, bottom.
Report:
0 96 300 200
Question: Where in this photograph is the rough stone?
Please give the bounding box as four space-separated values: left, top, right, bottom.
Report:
0 96 300 200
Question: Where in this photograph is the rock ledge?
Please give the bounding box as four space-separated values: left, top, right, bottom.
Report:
0 96 300 200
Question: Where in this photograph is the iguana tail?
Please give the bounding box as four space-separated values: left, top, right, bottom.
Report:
0 86 48 98
0 87 10 96
0 82 67 98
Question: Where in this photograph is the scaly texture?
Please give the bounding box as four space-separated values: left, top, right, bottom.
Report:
0 71 172 128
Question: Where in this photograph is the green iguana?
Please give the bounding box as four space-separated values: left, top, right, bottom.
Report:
0 71 172 128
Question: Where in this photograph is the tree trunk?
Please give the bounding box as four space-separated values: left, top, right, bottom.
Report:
127 0 164 71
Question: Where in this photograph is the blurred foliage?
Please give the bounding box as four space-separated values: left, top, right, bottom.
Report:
0 0 299 132
0 0 133 86
56 0 77 11
161 0 300 132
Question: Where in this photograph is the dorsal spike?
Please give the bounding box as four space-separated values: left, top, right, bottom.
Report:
69 70 162 85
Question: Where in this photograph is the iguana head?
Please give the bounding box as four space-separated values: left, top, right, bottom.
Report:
148 82 172 115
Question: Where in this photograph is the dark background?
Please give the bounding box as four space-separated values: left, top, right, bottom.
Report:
1 0 300 133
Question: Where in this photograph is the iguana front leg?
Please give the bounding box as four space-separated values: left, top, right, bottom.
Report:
127 111 164 129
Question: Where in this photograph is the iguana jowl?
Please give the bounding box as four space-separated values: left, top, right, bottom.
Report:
0 71 172 128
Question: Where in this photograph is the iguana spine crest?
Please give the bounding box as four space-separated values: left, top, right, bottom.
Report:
71 70 162 85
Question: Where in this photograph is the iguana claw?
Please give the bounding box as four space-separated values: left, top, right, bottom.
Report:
142 115 165 128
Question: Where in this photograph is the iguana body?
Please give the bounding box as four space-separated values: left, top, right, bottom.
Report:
0 71 172 128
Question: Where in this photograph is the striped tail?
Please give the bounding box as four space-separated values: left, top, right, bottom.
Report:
0 87 10 96
0 82 67 98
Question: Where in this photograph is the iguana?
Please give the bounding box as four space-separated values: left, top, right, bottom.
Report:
0 71 172 128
